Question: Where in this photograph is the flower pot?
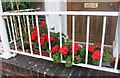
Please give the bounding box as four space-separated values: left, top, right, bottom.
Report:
17 43 31 53
41 50 50 57
33 49 49 57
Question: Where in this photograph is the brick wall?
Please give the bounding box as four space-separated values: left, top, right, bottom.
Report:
1 54 120 78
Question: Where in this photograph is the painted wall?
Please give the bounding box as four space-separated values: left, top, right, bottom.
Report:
44 0 67 35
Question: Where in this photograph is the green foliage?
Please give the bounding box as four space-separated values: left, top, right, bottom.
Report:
23 33 28 39
34 41 39 49
50 31 67 48
88 52 93 64
65 55 72 68
41 45 49 51
53 52 61 63
2 1 32 12
92 60 99 65
39 26 48 36
62 41 70 48
74 55 82 64
22 33 29 44
74 48 86 64
103 50 111 62
2 2 11 11
79 48 85 56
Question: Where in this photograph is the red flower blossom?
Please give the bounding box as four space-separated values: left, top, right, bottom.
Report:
52 45 59 53
92 50 101 60
40 36 45 46
31 30 38 41
44 34 48 39
36 36 45 46
70 43 80 55
33 26 37 31
44 34 55 43
59 46 69 55
44 34 48 42
50 36 55 41
88 44 95 53
40 21 46 28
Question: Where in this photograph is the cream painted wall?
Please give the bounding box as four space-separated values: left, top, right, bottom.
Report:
44 0 67 35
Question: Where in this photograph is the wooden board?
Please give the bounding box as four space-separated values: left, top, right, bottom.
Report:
67 2 118 45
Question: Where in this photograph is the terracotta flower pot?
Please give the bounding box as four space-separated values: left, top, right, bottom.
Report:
17 43 31 52
12 43 49 57
33 49 49 57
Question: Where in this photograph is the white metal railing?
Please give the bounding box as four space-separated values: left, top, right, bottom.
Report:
2 11 118 16
0 11 120 74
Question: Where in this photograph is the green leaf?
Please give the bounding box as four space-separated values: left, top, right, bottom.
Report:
79 48 85 56
34 42 39 49
88 53 93 64
74 55 83 64
103 52 110 62
23 40 28 44
23 33 28 39
65 55 72 68
41 45 48 51
62 42 70 47
92 59 99 65
53 52 61 63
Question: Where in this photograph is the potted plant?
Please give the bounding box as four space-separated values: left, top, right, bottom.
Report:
52 41 111 68
29 21 66 56
10 21 112 68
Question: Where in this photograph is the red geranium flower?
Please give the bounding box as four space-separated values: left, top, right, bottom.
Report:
40 21 46 28
31 30 38 41
33 26 37 31
52 45 59 53
50 36 55 41
40 36 45 46
36 36 45 46
44 34 55 43
59 46 69 55
88 44 95 53
92 50 101 60
70 43 80 55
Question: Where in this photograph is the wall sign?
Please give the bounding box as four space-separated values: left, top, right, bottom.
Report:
84 3 98 8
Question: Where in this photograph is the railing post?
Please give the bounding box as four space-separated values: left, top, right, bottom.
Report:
0 0 16 59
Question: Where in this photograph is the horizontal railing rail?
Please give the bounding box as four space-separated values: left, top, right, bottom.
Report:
2 11 118 16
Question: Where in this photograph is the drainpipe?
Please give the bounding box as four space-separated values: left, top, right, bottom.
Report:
0 0 16 59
